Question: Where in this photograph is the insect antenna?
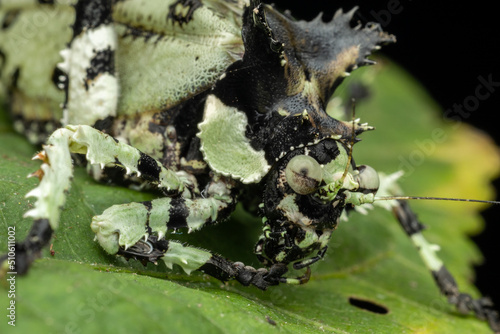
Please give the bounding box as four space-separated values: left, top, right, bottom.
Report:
374 195 500 205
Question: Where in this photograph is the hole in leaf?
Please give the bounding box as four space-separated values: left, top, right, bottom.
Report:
348 297 389 314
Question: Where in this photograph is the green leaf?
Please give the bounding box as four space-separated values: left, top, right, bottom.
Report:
1 61 498 333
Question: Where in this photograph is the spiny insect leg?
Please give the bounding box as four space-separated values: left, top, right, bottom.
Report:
113 235 290 290
205 258 311 288
201 257 291 290
1 128 74 275
110 224 309 290
91 181 236 257
64 125 191 192
0 125 191 275
393 200 500 332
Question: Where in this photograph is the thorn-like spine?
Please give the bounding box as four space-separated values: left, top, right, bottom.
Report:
28 169 45 181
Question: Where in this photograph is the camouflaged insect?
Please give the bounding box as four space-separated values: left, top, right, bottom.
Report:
1 0 499 331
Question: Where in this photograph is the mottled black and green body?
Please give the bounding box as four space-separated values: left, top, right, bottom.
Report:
0 0 499 332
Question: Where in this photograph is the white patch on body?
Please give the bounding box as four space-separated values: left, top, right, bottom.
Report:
59 24 118 126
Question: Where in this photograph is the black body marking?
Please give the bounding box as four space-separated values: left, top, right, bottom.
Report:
392 199 426 235
9 115 61 145
167 198 189 230
137 152 161 181
93 115 115 133
142 200 153 212
51 65 67 91
10 66 19 88
86 47 115 85
142 201 153 235
142 201 153 234
120 23 156 42
1 10 20 30
167 0 202 26
72 0 112 36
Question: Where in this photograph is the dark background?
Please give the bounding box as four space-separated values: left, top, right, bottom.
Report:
270 0 500 308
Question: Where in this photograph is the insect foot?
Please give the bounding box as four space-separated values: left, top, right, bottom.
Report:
233 262 289 290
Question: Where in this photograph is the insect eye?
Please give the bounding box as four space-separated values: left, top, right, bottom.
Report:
355 165 379 194
285 155 323 195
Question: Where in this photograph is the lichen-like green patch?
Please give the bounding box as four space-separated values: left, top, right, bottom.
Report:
198 95 271 183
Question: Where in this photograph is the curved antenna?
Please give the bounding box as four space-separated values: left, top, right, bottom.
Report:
375 195 500 205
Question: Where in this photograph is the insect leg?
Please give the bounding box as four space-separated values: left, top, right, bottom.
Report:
292 246 328 270
1 128 73 275
0 125 192 275
124 238 290 290
91 177 236 257
209 258 310 288
93 206 297 290
393 200 500 332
